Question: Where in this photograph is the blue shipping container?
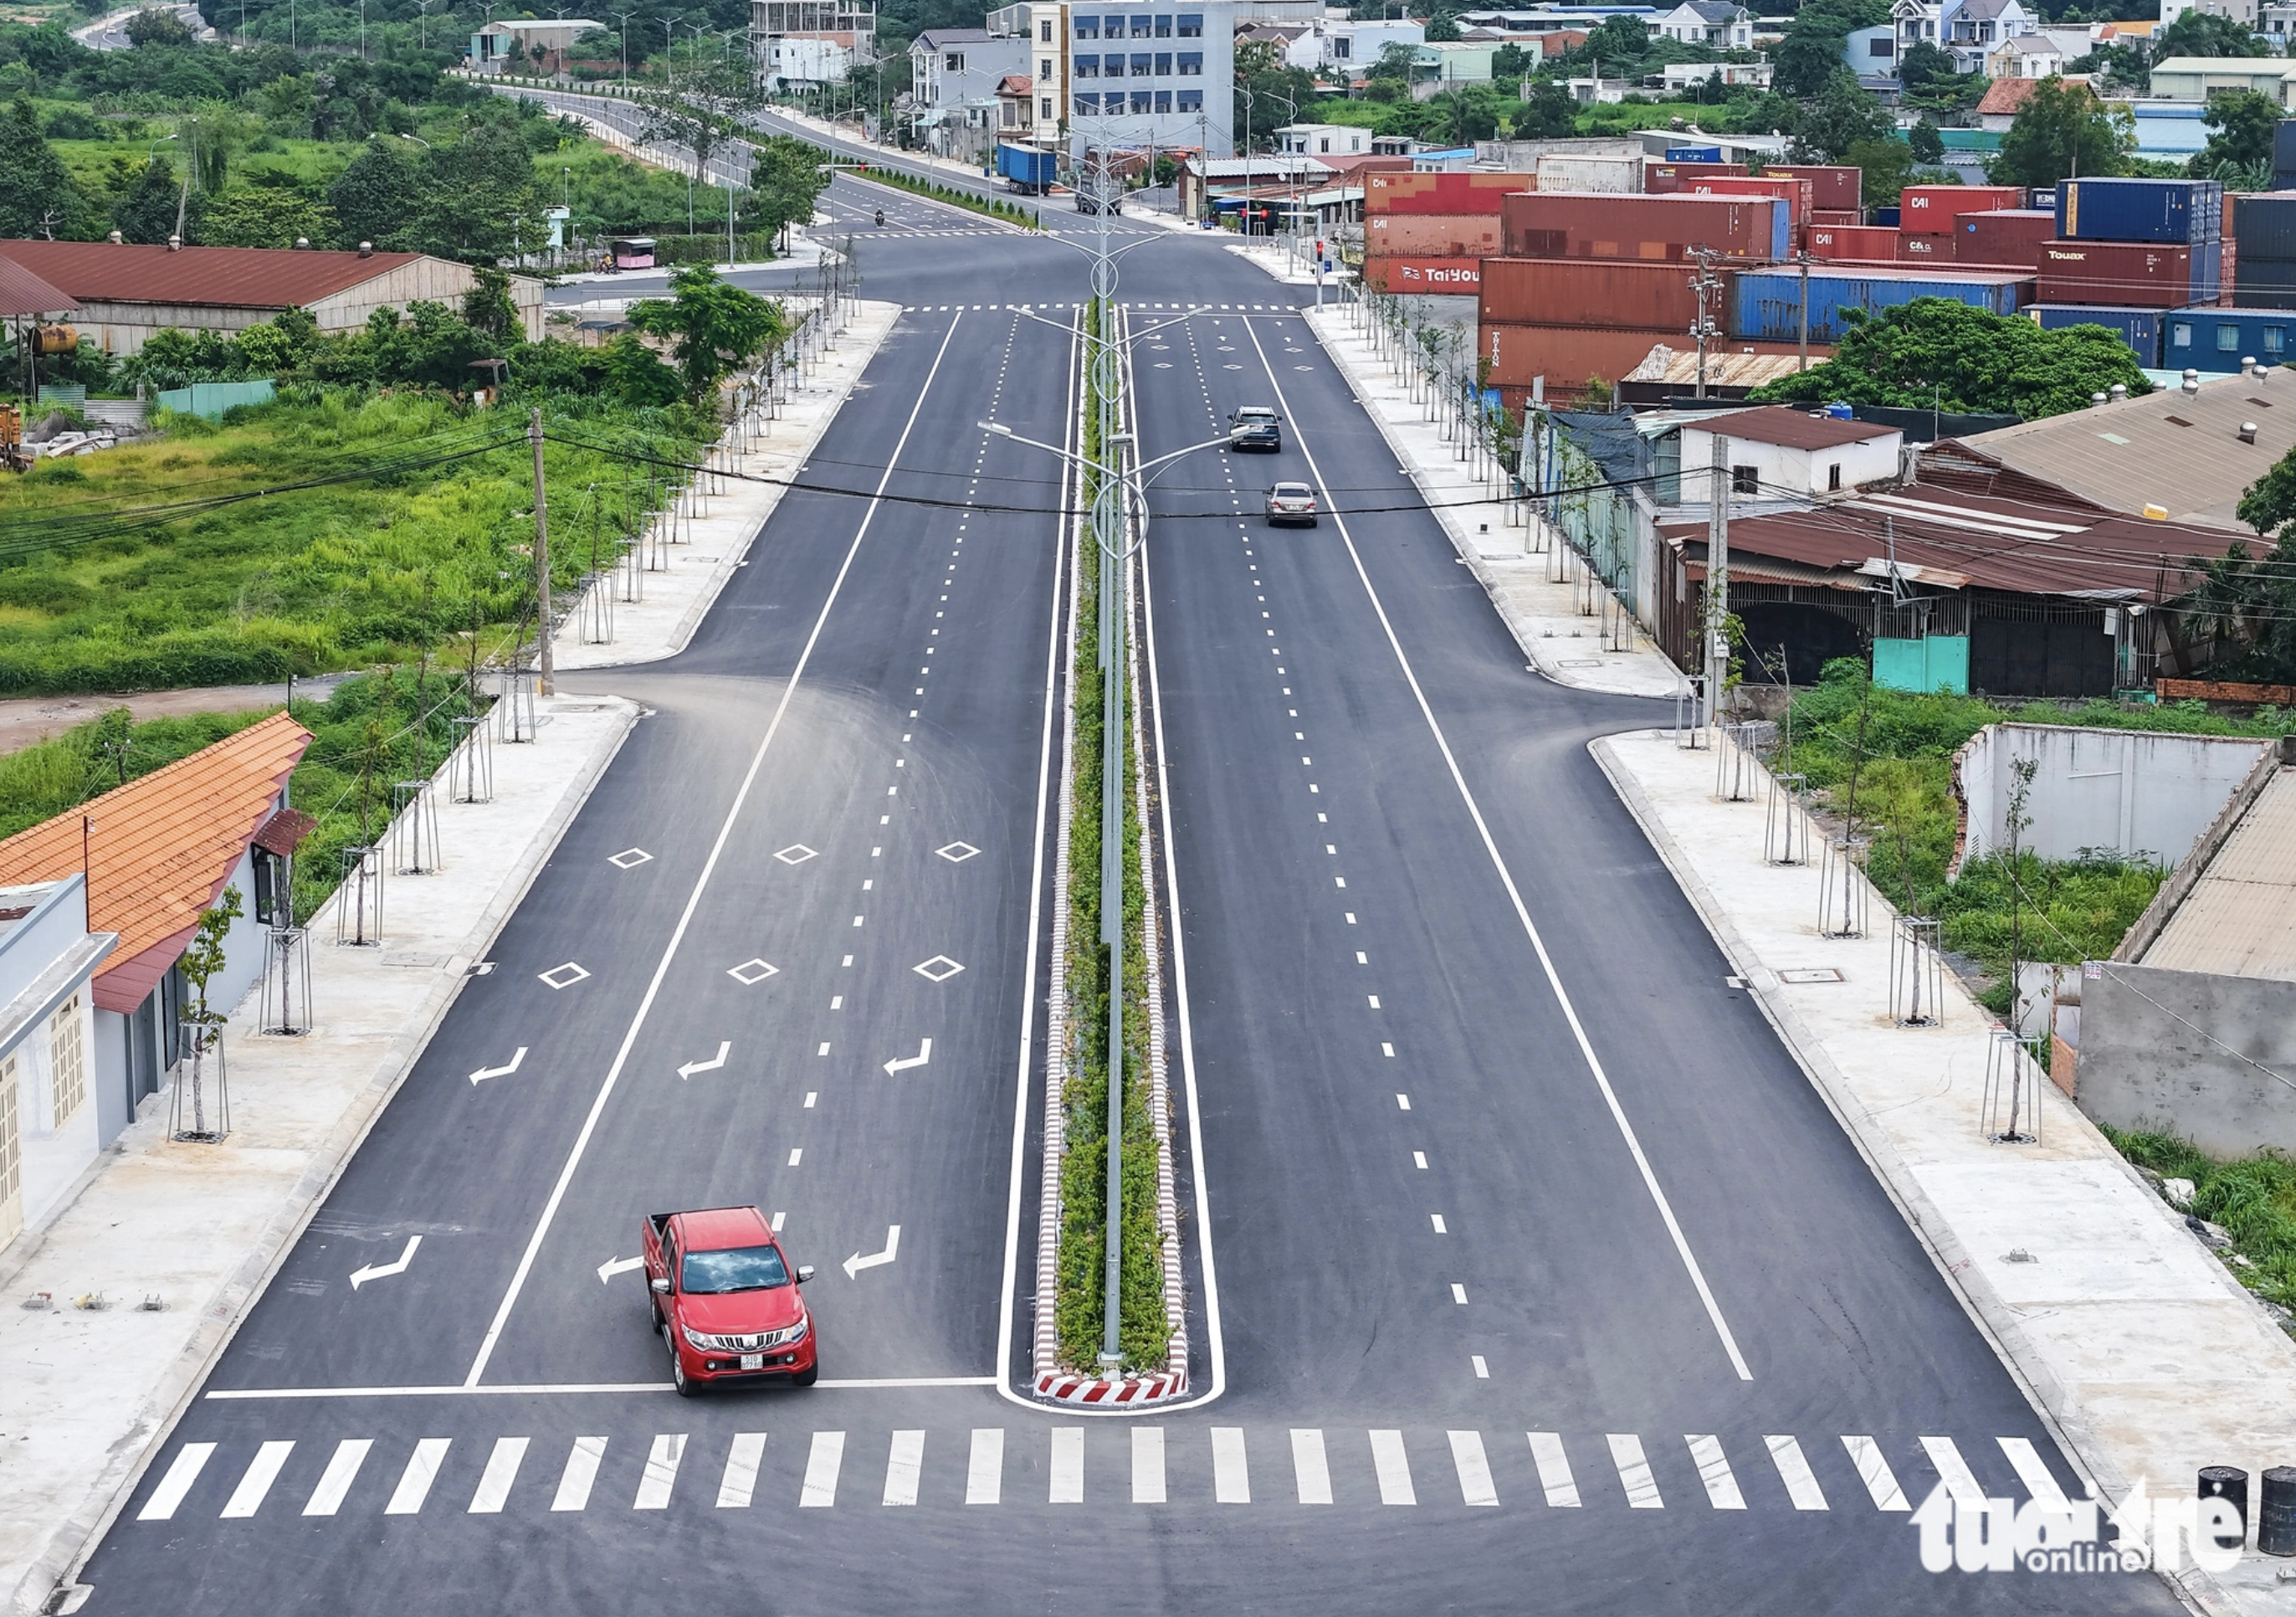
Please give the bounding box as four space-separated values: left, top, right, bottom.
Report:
2163 305 2296 372
1665 145 1723 162
996 143 1056 191
1730 267 2033 343
1874 207 1901 227
2056 177 2223 245
2196 236 2223 303
2030 304 2165 367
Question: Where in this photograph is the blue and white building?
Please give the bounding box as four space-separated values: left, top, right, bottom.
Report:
1065 1 1235 157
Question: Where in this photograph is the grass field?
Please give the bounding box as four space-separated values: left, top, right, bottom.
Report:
0 389 708 694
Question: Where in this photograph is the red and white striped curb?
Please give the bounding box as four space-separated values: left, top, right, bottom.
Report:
1034 1370 1188 1405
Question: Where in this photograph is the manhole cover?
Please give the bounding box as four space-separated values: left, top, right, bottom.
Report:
1777 968 1844 984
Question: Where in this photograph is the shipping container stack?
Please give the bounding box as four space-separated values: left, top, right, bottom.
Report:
2027 177 2225 367
1362 170 1530 295
2231 191 2296 316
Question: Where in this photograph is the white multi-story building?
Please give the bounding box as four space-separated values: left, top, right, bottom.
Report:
751 0 876 92
762 33 853 86
989 3 1071 141
1653 1 1755 49
1064 1 1235 157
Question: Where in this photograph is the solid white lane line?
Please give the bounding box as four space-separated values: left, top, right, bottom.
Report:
1212 1427 1251 1503
1291 1430 1333 1504
1997 1437 2070 1510
719 1433 766 1507
1050 1427 1085 1502
551 1435 607 1511
1448 1432 1499 1507
801 1431 845 1507
302 1439 373 1517
384 1439 450 1514
884 1430 925 1507
966 1428 1005 1504
1767 1435 1829 1510
1369 1430 1417 1505
1242 318 1755 1384
1920 1436 1986 1505
468 1437 528 1513
464 313 972 1389
1133 1426 1166 1504
1529 1433 1581 1507
1843 1435 1910 1511
635 1433 685 1509
1609 1435 1663 1508
1687 1435 1745 1509
219 1440 295 1518
137 1443 216 1521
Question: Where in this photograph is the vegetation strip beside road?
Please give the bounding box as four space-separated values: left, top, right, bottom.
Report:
1051 296 1167 1376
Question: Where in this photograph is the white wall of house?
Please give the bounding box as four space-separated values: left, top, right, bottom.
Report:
1678 425 1902 498
0 877 110 1254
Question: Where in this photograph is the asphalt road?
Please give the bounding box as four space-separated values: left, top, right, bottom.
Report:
64 187 2183 1614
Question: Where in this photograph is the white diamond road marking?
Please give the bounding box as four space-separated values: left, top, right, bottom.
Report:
538 962 590 990
913 955 966 983
935 841 981 863
607 847 653 869
726 958 780 986
774 844 819 865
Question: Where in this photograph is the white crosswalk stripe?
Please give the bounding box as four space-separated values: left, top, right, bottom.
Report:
1842 1435 1910 1512
135 1425 2065 1520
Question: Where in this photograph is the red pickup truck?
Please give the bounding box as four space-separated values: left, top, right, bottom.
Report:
643 1206 817 1394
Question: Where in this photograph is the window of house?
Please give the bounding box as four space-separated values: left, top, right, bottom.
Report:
1176 11 1202 33
1177 86 1202 109
1178 49 1202 71
1075 15 1098 35
1154 88 1171 110
1155 13 1171 33
1132 51 1151 72
1131 13 1151 33
1041 56 1053 76
945 50 964 69
49 994 83 1127
1104 14 1124 37
1827 462 1842 491
2170 321 2192 349
1332 34 1350 56
1155 51 1171 71
1042 95 1053 117
252 845 287 927
1870 36 1894 54
0 1055 18 1245
1731 465 1759 495
1076 54 1098 74
2267 326 2286 354
1041 18 1053 40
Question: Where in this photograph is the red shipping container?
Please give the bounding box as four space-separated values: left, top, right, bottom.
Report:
1811 209 1863 227
1365 256 1484 292
1955 208 2055 270
1684 176 1817 233
1807 223 1899 261
1502 190 1786 261
1478 257 1723 330
1645 162 1746 193
1366 171 1533 216
2036 239 2197 307
1899 183 2025 223
1765 164 1861 211
2221 236 2237 307
1897 231 1955 264
1366 212 1507 258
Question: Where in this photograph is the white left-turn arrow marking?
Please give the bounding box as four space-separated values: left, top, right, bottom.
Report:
597 1255 645 1284
349 1235 422 1290
843 1225 901 1280
883 1039 931 1076
469 1047 527 1085
678 1041 732 1080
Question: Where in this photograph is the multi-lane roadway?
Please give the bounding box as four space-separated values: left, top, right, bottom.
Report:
64 158 2181 1614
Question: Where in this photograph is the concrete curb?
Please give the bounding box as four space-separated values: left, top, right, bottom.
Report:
1589 731 2230 1616
1304 306 1676 703
14 698 641 1617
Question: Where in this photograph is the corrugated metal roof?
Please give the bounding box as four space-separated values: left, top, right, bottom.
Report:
1656 481 2243 598
1694 404 1899 451
1939 372 2296 530
1624 346 1811 388
0 712 311 1014
0 254 75 319
2141 769 2296 981
0 239 424 311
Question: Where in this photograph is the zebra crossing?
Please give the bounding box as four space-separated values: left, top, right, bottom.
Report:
132 1425 2071 1523
905 302 1298 314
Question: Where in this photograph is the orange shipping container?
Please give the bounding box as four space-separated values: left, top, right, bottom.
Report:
1765 165 1862 211
1810 208 1863 227
1478 257 1723 330
1363 256 1484 292
1366 171 1533 216
1896 232 1955 263
1366 212 1507 258
1645 162 1746 193
1807 223 1899 261
1502 190 1789 260
1684 176 1817 234
1899 183 2025 222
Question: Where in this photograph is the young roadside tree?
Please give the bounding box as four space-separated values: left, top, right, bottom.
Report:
1990 75 2132 188
625 265 786 403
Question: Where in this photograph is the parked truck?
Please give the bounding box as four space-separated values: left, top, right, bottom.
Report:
997 142 1057 195
642 1205 817 1394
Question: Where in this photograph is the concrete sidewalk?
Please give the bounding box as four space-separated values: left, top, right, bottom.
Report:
1597 726 2296 1614
1304 305 1681 702
555 297 899 672
0 301 902 1617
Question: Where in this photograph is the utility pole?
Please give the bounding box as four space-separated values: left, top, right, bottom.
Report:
1705 432 1730 729
1796 248 1810 373
530 408 555 696
1689 249 1720 399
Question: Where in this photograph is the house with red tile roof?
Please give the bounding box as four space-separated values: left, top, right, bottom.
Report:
0 711 312 1141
